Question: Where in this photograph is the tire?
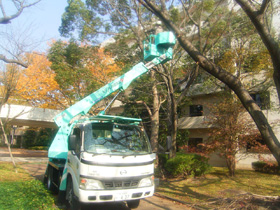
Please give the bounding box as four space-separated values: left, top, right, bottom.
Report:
66 177 81 210
127 199 140 209
47 166 55 192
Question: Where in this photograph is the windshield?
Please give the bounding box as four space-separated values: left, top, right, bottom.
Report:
84 123 151 155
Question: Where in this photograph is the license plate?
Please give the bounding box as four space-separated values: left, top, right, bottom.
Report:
114 193 130 201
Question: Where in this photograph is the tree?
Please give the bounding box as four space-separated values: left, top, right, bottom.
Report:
202 94 261 176
235 0 280 105
121 69 166 154
86 48 124 85
0 0 54 171
48 40 123 109
16 53 65 109
138 0 280 166
0 63 20 170
0 0 41 67
151 0 245 158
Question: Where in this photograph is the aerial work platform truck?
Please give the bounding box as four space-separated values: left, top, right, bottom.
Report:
44 31 176 209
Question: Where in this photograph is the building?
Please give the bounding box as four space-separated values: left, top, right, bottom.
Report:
178 71 280 169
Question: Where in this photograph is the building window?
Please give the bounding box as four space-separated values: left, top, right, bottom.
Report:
187 138 203 152
250 92 270 110
189 105 203 117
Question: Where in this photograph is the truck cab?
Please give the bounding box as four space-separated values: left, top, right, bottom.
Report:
47 115 155 209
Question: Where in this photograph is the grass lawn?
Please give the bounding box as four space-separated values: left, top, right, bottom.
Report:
0 162 59 210
157 167 280 209
1 161 279 209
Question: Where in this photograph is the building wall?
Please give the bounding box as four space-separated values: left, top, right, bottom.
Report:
178 82 280 169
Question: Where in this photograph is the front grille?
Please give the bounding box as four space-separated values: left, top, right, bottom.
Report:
103 180 139 189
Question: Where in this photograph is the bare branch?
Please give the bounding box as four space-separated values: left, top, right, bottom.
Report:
0 0 41 24
0 54 27 67
259 0 270 14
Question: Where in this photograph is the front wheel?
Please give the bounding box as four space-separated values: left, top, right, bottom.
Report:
66 177 81 210
127 199 140 209
46 166 56 192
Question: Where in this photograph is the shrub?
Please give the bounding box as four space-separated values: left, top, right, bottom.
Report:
22 129 37 148
155 154 169 177
252 161 279 174
22 128 57 149
164 153 211 178
29 146 48 150
36 128 56 147
158 153 169 166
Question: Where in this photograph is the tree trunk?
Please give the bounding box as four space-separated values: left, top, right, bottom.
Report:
0 119 17 172
226 155 236 177
273 70 280 105
169 96 178 158
150 71 160 153
163 72 177 159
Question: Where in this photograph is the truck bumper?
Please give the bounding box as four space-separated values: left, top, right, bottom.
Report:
78 186 154 203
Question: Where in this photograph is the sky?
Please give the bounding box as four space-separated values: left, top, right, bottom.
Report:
2 0 69 52
2 0 280 54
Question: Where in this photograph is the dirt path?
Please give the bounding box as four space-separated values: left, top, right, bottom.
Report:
0 147 48 157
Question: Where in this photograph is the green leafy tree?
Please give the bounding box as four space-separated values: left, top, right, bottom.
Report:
48 40 123 109
48 40 92 105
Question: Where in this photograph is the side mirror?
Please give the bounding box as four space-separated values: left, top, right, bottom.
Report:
69 135 77 150
151 153 156 160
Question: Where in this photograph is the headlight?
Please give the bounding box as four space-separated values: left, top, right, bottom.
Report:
80 178 104 190
138 176 154 187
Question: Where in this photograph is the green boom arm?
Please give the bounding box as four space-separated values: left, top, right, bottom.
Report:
48 31 176 159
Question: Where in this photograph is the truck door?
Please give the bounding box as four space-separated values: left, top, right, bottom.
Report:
68 127 82 188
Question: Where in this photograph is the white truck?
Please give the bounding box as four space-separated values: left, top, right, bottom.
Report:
44 31 176 209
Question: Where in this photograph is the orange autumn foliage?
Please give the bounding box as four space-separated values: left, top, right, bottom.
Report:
86 48 123 85
15 47 123 109
16 53 65 109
